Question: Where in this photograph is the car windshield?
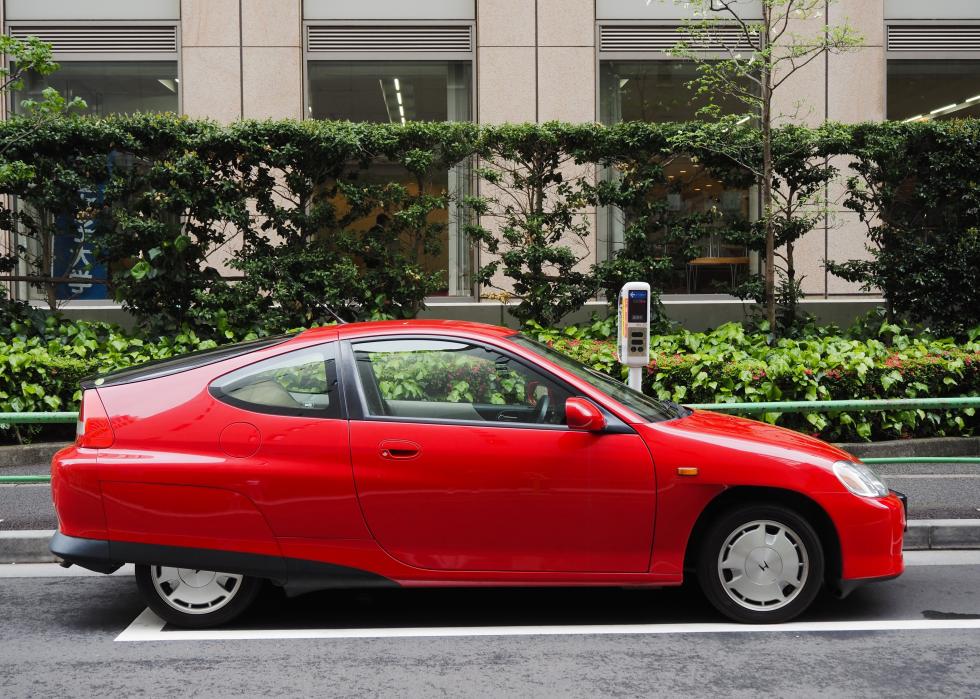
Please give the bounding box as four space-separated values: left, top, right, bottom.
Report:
511 335 685 423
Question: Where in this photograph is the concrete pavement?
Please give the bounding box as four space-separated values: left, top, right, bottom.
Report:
1 553 979 697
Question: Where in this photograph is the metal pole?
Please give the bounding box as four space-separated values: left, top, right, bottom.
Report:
628 367 643 392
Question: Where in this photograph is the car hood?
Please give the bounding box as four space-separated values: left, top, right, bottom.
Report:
643 408 857 469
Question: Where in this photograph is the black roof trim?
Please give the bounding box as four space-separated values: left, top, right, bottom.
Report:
81 334 294 390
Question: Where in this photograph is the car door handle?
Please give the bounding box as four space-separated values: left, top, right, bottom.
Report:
379 440 421 460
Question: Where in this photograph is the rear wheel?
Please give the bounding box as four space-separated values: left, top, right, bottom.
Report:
135 564 261 628
696 504 824 624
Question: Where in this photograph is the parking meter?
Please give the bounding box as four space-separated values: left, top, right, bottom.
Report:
617 282 651 391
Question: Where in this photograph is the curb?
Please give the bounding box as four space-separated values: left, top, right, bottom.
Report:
2 521 980 565
0 530 58 563
0 442 69 470
837 437 980 459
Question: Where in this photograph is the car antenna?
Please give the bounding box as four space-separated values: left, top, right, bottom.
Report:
324 305 348 325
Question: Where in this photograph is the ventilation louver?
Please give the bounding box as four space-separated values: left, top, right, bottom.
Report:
600 25 758 53
8 25 178 54
888 26 980 52
307 25 473 53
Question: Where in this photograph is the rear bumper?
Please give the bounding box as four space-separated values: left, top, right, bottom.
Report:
49 531 396 596
50 531 120 574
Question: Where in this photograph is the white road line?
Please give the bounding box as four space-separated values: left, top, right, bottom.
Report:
115 611 980 643
0 563 134 578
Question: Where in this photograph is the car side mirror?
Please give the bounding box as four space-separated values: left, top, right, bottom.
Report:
565 397 606 432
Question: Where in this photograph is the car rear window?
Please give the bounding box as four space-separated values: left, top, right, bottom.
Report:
81 335 294 389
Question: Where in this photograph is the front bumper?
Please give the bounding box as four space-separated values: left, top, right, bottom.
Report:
821 489 906 586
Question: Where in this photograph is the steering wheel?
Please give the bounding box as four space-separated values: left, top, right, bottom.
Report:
534 392 551 424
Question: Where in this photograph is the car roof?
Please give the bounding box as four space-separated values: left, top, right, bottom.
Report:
296 319 519 342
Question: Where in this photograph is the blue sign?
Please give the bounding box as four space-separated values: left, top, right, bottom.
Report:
53 155 112 300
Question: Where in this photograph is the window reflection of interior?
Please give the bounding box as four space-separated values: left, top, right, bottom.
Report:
599 60 755 294
214 349 335 413
887 60 980 122
352 339 569 425
307 61 473 296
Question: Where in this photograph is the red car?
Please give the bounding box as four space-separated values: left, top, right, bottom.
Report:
51 320 905 628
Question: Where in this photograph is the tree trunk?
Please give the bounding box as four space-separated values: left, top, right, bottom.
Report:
761 6 776 336
786 239 796 330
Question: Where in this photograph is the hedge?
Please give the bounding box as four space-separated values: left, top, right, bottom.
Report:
3 316 979 444
1 116 979 336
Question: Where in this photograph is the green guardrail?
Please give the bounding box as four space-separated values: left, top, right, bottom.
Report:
1 398 979 485
685 397 980 412
0 412 78 424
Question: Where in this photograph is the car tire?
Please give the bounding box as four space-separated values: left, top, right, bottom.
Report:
696 504 824 624
135 563 262 629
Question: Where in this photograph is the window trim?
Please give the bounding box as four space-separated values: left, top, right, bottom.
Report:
339 334 631 433
209 341 346 420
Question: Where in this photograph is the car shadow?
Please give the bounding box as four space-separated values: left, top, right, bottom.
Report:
186 581 900 633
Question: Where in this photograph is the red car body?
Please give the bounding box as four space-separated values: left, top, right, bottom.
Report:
51 320 905 618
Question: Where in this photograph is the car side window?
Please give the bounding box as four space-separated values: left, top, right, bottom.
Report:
351 338 571 426
210 344 341 418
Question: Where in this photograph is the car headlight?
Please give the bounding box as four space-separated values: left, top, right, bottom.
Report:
833 460 889 498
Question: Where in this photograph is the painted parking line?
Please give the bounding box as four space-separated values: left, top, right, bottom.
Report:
115 608 980 643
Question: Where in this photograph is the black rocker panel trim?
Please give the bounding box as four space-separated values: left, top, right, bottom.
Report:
51 532 398 595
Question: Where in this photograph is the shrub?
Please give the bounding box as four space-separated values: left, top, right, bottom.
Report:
827 120 980 337
525 321 980 442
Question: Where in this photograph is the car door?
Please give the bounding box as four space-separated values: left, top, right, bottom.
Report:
344 335 657 573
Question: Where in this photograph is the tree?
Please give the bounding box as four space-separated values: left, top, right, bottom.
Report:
671 0 862 335
0 35 86 309
466 123 600 327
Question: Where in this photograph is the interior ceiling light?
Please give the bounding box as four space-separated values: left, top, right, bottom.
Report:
968 95 980 103
394 78 400 91
399 105 405 117
735 116 750 125
930 103 958 115
397 92 403 105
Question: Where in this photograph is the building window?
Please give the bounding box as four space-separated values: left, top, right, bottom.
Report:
598 57 755 295
305 22 476 298
308 61 471 123
13 60 179 117
887 60 980 121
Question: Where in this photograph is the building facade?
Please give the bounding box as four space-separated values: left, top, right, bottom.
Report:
4 0 980 326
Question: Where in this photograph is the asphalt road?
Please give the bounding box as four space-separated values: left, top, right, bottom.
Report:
1 552 979 698
2 460 979 531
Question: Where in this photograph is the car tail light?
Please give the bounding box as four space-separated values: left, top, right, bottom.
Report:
76 391 115 449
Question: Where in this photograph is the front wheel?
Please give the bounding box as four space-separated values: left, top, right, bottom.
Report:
135 564 261 628
696 505 824 624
